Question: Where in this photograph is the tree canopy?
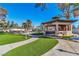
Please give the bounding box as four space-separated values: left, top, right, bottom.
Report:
35 3 79 19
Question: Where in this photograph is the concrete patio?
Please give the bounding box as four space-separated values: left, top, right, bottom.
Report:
43 38 79 56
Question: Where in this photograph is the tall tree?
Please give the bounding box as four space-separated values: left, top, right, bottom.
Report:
22 19 32 33
10 21 19 28
0 8 7 32
35 3 79 19
1 20 8 32
58 3 79 19
7 21 10 28
10 21 15 28
22 22 27 32
26 20 32 30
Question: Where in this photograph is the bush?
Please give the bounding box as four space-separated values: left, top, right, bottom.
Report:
62 36 73 40
31 32 43 35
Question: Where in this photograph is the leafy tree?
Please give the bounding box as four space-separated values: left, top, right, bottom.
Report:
58 3 79 19
0 8 8 32
35 3 79 19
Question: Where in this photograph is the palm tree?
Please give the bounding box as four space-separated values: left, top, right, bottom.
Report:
22 19 32 33
22 22 27 32
26 20 32 31
10 21 19 28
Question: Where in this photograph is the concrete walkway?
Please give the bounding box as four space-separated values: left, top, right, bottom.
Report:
43 38 79 56
0 38 38 56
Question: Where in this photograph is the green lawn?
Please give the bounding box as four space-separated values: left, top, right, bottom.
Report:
0 33 30 45
3 37 58 56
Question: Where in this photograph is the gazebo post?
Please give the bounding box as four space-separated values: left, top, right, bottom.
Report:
66 25 68 35
56 24 58 36
70 24 72 34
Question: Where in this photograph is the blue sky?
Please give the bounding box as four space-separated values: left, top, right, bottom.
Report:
0 3 79 27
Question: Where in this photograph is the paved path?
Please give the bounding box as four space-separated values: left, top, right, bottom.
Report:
43 38 79 56
0 38 38 56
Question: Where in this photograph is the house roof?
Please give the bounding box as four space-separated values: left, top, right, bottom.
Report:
42 19 77 24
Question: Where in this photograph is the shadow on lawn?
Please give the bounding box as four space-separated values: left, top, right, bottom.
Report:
55 36 79 44
31 35 51 38
57 49 79 55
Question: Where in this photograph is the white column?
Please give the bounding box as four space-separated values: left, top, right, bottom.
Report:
66 25 68 35
56 24 58 35
68 24 72 35
71 24 72 34
43 25 46 35
66 25 68 31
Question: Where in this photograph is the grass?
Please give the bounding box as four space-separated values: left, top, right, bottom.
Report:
0 33 31 45
3 37 58 56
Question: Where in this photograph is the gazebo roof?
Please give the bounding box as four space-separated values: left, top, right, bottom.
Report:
42 19 77 24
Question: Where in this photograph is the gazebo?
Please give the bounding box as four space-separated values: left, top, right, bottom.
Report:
42 18 77 36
